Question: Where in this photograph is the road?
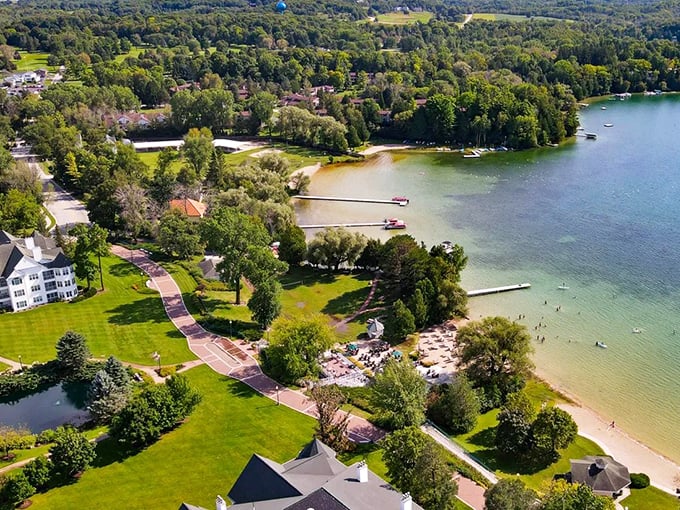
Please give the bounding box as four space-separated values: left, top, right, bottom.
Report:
33 162 90 232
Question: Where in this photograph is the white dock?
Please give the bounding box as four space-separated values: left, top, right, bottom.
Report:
299 222 389 229
294 195 408 206
467 283 531 297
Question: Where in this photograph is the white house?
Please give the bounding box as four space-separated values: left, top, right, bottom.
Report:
0 231 78 312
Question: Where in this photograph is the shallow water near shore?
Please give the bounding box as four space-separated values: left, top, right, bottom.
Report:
296 94 680 463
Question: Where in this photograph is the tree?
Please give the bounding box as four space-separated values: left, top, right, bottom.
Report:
306 227 367 270
157 209 203 259
370 358 427 429
457 317 534 407
263 316 336 384
484 478 538 510
165 374 202 418
200 206 271 304
495 391 536 456
427 374 480 434
70 223 109 290
277 224 307 266
531 407 578 460
103 356 131 388
540 479 615 510
22 456 53 491
0 425 33 460
408 288 428 329
2 472 35 507
355 238 382 270
310 384 350 452
248 279 282 329
0 188 45 237
114 183 149 240
384 299 416 342
56 331 91 377
49 427 96 477
289 171 310 195
87 370 129 424
181 127 213 183
381 427 458 510
249 91 277 136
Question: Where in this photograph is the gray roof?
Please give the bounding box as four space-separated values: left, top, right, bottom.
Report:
198 258 220 280
570 456 631 494
0 231 71 277
178 504 208 510
224 439 424 510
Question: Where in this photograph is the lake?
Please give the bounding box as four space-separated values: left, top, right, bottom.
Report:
0 382 90 433
296 94 680 463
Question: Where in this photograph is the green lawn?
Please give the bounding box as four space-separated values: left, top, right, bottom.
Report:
12 51 55 72
470 12 568 22
27 365 318 510
136 150 182 174
0 361 9 372
0 255 195 366
374 11 433 24
622 486 680 510
269 143 361 170
113 45 151 64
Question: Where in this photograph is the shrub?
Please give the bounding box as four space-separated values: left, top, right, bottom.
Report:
629 472 650 489
35 429 57 445
157 366 176 378
84 287 97 298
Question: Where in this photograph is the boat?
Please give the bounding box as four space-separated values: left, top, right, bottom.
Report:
391 196 409 206
558 284 570 290
632 327 642 334
601 106 607 110
595 341 608 349
604 123 613 128
384 219 406 230
585 133 597 140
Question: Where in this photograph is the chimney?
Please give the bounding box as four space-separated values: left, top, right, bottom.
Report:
400 492 412 510
25 237 35 250
32 246 42 262
215 495 227 510
357 460 368 483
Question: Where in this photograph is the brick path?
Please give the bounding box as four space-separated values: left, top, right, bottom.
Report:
110 246 384 443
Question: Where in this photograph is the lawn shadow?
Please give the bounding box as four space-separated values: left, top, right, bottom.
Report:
322 287 371 316
92 436 139 467
107 262 138 278
467 426 497 448
106 297 170 325
227 378 260 399
280 268 338 289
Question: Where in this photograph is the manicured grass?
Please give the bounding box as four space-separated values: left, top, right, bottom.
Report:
279 267 375 341
622 486 680 510
0 361 9 372
374 11 433 24
113 45 151 64
12 51 54 72
470 12 568 22
0 255 195 366
270 143 361 170
27 365 318 510
136 150 182 174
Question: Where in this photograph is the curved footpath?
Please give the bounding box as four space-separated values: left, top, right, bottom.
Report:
110 246 487 509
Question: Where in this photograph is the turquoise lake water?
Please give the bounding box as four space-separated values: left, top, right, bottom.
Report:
296 94 680 463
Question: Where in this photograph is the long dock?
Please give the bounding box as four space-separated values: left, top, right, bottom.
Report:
299 222 388 229
467 283 531 297
294 195 408 206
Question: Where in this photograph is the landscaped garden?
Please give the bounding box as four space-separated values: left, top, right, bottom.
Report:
0 255 196 366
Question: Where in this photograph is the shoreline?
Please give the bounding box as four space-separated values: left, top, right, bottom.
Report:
301 144 680 495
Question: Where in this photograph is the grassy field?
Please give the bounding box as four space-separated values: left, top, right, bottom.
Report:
27 365 318 510
622 486 680 510
12 51 54 72
470 12 567 22
452 379 601 491
113 45 152 64
374 11 433 24
0 255 195 366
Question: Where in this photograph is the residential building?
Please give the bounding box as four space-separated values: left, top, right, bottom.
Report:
569 455 631 498
179 439 424 510
0 231 78 312
169 198 208 219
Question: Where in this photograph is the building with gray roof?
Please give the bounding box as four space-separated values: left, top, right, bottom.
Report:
569 455 631 497
179 438 423 510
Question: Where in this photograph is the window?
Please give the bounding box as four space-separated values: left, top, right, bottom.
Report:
14 289 25 297
31 284 41 292
42 270 54 280
29 273 39 281
11 277 22 286
57 281 63 288
47 292 59 302
71 278 76 285
45 281 57 291
0 278 6 287
0 290 9 299
66 291 73 298
33 296 43 304
16 300 27 308
63 267 70 274
54 269 61 276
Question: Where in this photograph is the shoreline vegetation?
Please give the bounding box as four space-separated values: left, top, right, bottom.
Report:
302 145 680 495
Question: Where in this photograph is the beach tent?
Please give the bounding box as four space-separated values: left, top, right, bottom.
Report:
569 456 631 497
367 318 384 339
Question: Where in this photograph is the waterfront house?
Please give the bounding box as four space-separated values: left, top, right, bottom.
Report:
569 455 631 497
0 231 78 312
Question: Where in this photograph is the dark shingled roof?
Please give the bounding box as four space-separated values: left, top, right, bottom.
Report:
570 456 631 494
0 246 26 278
283 488 348 510
0 231 72 277
228 454 302 504
294 438 337 461
178 503 208 510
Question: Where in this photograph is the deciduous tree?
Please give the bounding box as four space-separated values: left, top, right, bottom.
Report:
310 385 350 452
495 391 536 456
277 224 307 266
157 208 203 259
248 279 282 330
427 374 480 434
484 478 538 510
22 456 53 491
49 427 96 477
306 227 367 271
370 358 427 429
531 407 577 460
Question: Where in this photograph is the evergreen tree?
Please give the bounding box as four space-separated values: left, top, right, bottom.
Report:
56 331 91 377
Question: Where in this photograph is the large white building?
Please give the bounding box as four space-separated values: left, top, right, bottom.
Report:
0 231 78 312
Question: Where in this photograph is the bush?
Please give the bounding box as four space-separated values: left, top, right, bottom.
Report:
35 429 57 445
84 287 97 298
157 366 176 378
629 472 650 489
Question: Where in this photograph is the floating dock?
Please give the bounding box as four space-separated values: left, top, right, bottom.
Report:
467 283 531 297
299 222 389 229
294 195 408 206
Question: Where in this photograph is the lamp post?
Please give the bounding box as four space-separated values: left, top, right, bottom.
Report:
18 355 23 371
275 385 280 406
229 320 233 338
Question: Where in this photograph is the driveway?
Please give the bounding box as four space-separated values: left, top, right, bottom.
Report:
33 162 90 232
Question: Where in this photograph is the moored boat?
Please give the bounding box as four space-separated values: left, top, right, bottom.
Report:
384 218 407 230
595 341 608 349
392 196 409 206
604 123 613 127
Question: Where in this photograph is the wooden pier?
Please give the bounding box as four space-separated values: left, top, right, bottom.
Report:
294 195 408 206
299 222 389 229
467 283 531 297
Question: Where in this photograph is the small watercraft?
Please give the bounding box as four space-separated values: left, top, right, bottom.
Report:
601 106 607 110
384 219 407 230
392 196 409 206
632 327 642 334
595 341 608 349
604 123 613 127
558 283 570 290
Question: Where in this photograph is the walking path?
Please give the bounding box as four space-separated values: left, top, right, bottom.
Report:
33 162 90 233
335 275 381 328
0 355 21 371
110 245 384 443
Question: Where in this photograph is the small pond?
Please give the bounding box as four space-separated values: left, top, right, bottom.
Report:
0 382 90 433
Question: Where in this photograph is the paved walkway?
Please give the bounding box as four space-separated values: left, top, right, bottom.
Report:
110 245 384 443
34 162 90 233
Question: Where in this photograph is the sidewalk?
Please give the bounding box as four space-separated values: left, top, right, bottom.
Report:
110 246 384 443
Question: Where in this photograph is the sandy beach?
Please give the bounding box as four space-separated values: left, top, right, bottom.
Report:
301 146 680 496
359 143 418 156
